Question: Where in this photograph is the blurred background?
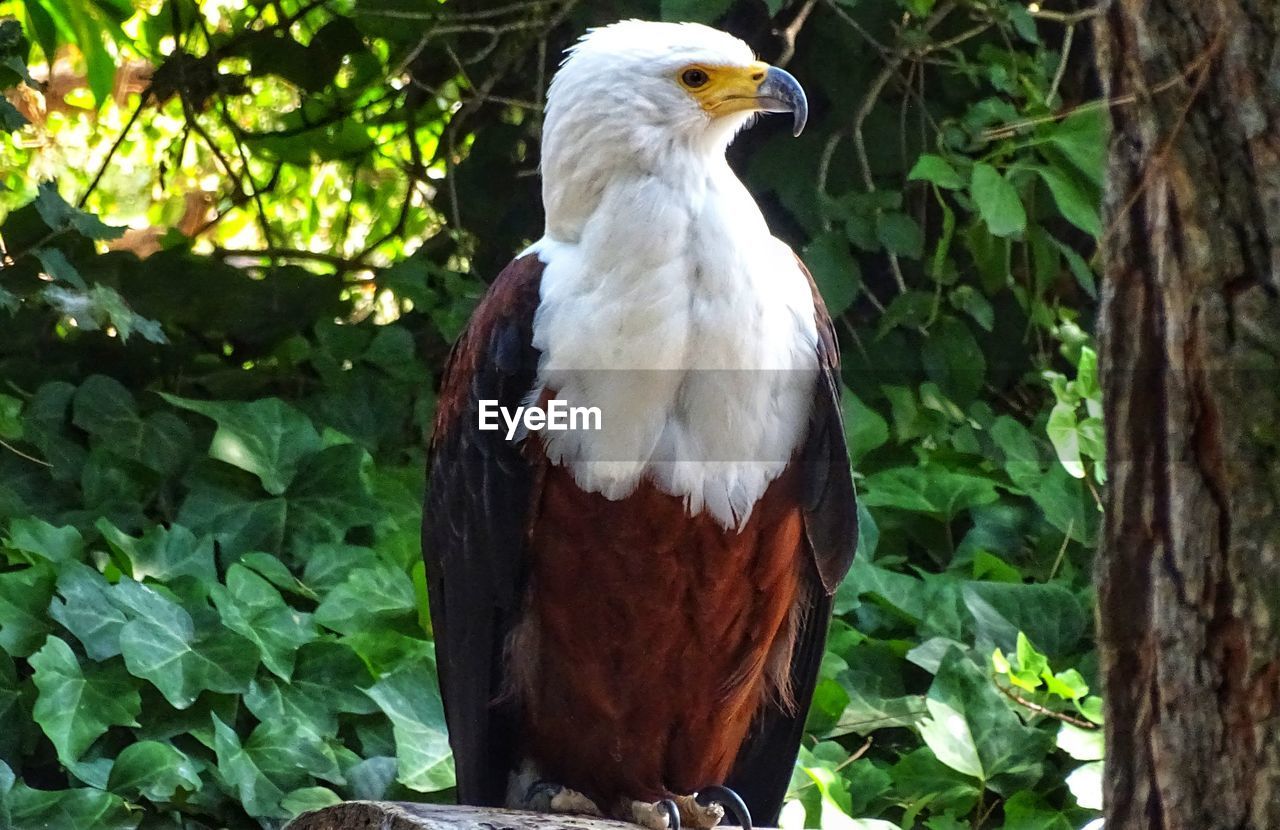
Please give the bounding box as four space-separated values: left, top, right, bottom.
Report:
0 1 1107 828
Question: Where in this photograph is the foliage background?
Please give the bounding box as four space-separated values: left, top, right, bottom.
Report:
0 0 1107 828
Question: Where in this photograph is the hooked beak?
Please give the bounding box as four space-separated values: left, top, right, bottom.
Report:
694 62 809 137
754 66 808 137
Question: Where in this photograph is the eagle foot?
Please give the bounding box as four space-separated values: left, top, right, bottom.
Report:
518 779 604 817
626 792 728 830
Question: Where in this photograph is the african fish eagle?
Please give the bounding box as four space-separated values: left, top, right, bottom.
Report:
423 19 857 830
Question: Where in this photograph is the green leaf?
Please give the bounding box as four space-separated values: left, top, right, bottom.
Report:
33 247 86 288
803 231 861 317
1056 723 1104 761
1043 667 1089 700
1046 401 1084 478
963 582 1087 657
96 520 217 585
209 564 316 680
113 578 258 708
0 394 21 440
660 0 733 22
1047 109 1106 187
364 658 454 792
1065 760 1103 810
948 285 994 332
970 163 1026 237
48 562 126 661
73 376 192 474
921 317 986 404
282 786 342 816
1000 792 1073 830
211 713 288 819
244 641 378 738
1033 164 1101 237
161 395 322 495
0 563 55 657
33 182 124 240
314 562 416 635
876 212 924 258
6 517 83 562
907 154 965 189
7 781 139 830
244 717 345 789
920 649 1051 788
107 740 202 801
1015 632 1049 677
30 636 141 765
861 466 999 518
841 389 889 463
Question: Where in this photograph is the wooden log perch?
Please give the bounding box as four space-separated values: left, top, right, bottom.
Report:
285 802 649 830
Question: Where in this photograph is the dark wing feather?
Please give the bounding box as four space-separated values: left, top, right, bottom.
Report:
423 254 544 807
726 258 858 825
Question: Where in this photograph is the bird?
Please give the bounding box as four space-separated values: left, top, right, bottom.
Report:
423 19 857 830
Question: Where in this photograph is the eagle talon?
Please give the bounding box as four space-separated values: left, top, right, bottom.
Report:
695 786 752 830
658 798 681 830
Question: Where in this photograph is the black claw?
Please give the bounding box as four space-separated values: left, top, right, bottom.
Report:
696 785 752 830
524 779 561 809
658 798 681 830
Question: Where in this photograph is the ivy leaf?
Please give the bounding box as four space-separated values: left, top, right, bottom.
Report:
161 395 322 495
96 520 217 585
5 518 83 563
920 648 1051 789
860 466 999 519
49 562 127 661
243 641 378 739
314 562 417 635
244 717 345 789
7 781 139 830
73 376 192 475
282 786 342 816
1046 401 1085 478
963 582 1086 658
1066 761 1103 810
0 563 55 657
106 740 202 801
211 713 288 819
113 578 258 709
1056 723 1104 761
364 658 454 792
209 564 316 680
30 637 141 766
970 163 1026 237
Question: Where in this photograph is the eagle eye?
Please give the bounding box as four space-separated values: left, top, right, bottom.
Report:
680 68 710 89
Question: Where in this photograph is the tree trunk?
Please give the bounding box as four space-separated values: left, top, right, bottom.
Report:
1094 1 1280 828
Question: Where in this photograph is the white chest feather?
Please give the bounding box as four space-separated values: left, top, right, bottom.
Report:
524 163 819 529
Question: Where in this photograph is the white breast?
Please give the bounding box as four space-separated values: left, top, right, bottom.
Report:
524 162 819 529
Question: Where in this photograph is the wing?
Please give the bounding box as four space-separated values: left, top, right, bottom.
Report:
423 254 545 807
726 258 858 825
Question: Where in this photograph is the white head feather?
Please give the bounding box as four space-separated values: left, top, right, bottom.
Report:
526 21 820 529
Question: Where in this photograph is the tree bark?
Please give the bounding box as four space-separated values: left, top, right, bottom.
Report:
1094 1 1280 828
286 803 646 830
